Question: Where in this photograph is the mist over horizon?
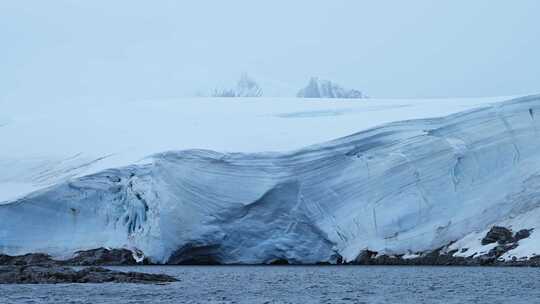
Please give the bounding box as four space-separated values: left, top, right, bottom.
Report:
2 0 540 104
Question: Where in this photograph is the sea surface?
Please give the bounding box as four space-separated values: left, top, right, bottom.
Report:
1 265 540 304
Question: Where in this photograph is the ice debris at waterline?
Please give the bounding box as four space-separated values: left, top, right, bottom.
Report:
2 95 540 265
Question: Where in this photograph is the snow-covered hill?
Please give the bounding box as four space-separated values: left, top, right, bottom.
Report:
0 96 508 203
3 94 539 264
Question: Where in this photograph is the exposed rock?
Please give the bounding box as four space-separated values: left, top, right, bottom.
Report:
0 265 177 284
349 229 538 267
503 255 540 267
489 243 519 259
352 247 476 266
353 250 377 264
66 248 144 266
330 227 534 266
0 253 57 266
515 229 532 241
481 226 513 245
0 248 146 267
351 250 475 266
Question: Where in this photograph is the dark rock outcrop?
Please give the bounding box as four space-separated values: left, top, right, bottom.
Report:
0 248 147 267
0 265 177 284
351 226 535 267
481 226 513 245
0 253 56 266
352 248 476 266
67 248 145 266
353 250 377 264
515 229 532 241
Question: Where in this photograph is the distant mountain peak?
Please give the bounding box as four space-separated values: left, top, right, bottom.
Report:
297 77 365 99
212 73 263 97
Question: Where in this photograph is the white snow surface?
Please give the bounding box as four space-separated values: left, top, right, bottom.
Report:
2 94 540 264
0 96 508 203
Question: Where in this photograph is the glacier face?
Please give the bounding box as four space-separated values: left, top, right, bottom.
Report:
1 95 540 264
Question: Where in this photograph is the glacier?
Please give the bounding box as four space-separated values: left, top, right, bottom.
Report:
2 95 540 264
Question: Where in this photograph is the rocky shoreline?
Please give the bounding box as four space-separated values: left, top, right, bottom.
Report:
349 247 540 267
1 226 537 269
0 248 148 267
0 265 177 284
348 226 538 267
0 248 176 284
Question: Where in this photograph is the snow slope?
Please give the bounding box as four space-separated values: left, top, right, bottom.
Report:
2 94 540 264
0 96 509 203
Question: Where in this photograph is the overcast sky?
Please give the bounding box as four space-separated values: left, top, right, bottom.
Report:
2 0 539 103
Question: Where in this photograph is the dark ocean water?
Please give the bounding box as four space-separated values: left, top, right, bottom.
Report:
1 265 539 304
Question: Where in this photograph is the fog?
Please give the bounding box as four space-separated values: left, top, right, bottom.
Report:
1 0 539 104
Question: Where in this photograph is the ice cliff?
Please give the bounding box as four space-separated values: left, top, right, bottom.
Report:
1 95 540 264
